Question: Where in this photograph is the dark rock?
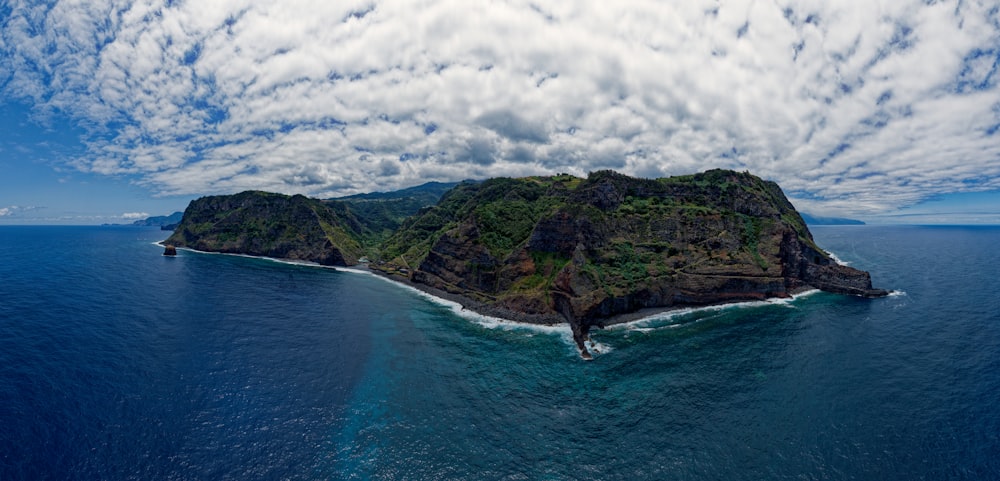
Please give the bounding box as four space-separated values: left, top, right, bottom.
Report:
386 169 889 354
163 169 890 358
163 191 364 266
163 245 177 256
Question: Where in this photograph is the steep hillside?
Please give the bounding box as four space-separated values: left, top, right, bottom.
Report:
164 191 365 266
163 170 888 357
375 169 887 355
165 182 459 263
330 181 462 246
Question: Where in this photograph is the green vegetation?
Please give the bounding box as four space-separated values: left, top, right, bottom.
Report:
165 190 369 265
476 200 535 257
167 169 827 313
740 214 770 270
610 242 649 288
331 181 459 252
507 251 571 300
380 177 561 265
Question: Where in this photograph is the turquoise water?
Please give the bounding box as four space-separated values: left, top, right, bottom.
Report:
1 225 998 479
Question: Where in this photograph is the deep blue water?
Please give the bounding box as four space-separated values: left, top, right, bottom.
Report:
1 225 998 480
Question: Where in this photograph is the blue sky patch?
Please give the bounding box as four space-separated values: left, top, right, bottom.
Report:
1 1 999 223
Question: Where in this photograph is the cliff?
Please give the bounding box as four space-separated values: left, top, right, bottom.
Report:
164 191 365 266
164 182 459 265
376 169 888 356
164 170 888 357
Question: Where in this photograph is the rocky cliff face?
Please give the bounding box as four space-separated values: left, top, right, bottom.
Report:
165 170 888 357
378 170 888 355
164 191 364 266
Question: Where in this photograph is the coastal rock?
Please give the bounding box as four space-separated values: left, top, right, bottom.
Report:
379 169 889 355
163 191 364 266
163 244 177 256
164 169 889 358
163 182 458 266
777 230 889 297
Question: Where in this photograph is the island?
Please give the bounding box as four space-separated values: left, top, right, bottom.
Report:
164 169 888 358
134 211 184 230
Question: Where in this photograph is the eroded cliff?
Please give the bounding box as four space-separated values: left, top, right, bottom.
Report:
164 191 365 266
376 170 888 356
165 170 888 357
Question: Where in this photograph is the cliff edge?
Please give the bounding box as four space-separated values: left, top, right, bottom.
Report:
164 191 365 266
164 170 888 357
376 169 888 357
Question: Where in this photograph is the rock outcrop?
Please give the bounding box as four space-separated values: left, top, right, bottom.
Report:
377 170 888 356
164 191 364 266
164 170 889 358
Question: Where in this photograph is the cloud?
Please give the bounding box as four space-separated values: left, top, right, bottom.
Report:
1 0 999 216
120 212 150 220
475 110 549 144
0 205 42 217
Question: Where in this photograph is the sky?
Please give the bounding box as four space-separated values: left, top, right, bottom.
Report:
2 0 1000 225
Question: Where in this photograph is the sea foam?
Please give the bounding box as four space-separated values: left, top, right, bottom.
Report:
336 268 607 357
158 244 809 358
826 250 851 266
159 244 576 346
608 289 821 333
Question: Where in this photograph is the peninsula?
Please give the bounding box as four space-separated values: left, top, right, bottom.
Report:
164 169 888 357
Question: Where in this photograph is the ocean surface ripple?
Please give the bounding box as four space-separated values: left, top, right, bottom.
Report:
1 225 998 480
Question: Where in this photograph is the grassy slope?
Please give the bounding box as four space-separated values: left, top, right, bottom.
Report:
167 170 823 302
377 169 821 304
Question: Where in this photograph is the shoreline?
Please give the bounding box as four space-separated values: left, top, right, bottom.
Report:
356 262 824 330
157 241 826 359
602 287 822 331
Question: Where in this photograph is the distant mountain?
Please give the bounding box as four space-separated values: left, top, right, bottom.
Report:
801 213 865 225
333 181 461 203
133 211 184 228
329 181 468 241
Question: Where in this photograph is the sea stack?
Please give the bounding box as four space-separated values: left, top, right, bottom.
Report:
163 244 177 256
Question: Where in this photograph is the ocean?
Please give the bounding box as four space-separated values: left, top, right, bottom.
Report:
1 225 998 480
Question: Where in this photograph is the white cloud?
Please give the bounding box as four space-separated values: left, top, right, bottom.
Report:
120 212 150 220
0 205 42 217
2 0 999 215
